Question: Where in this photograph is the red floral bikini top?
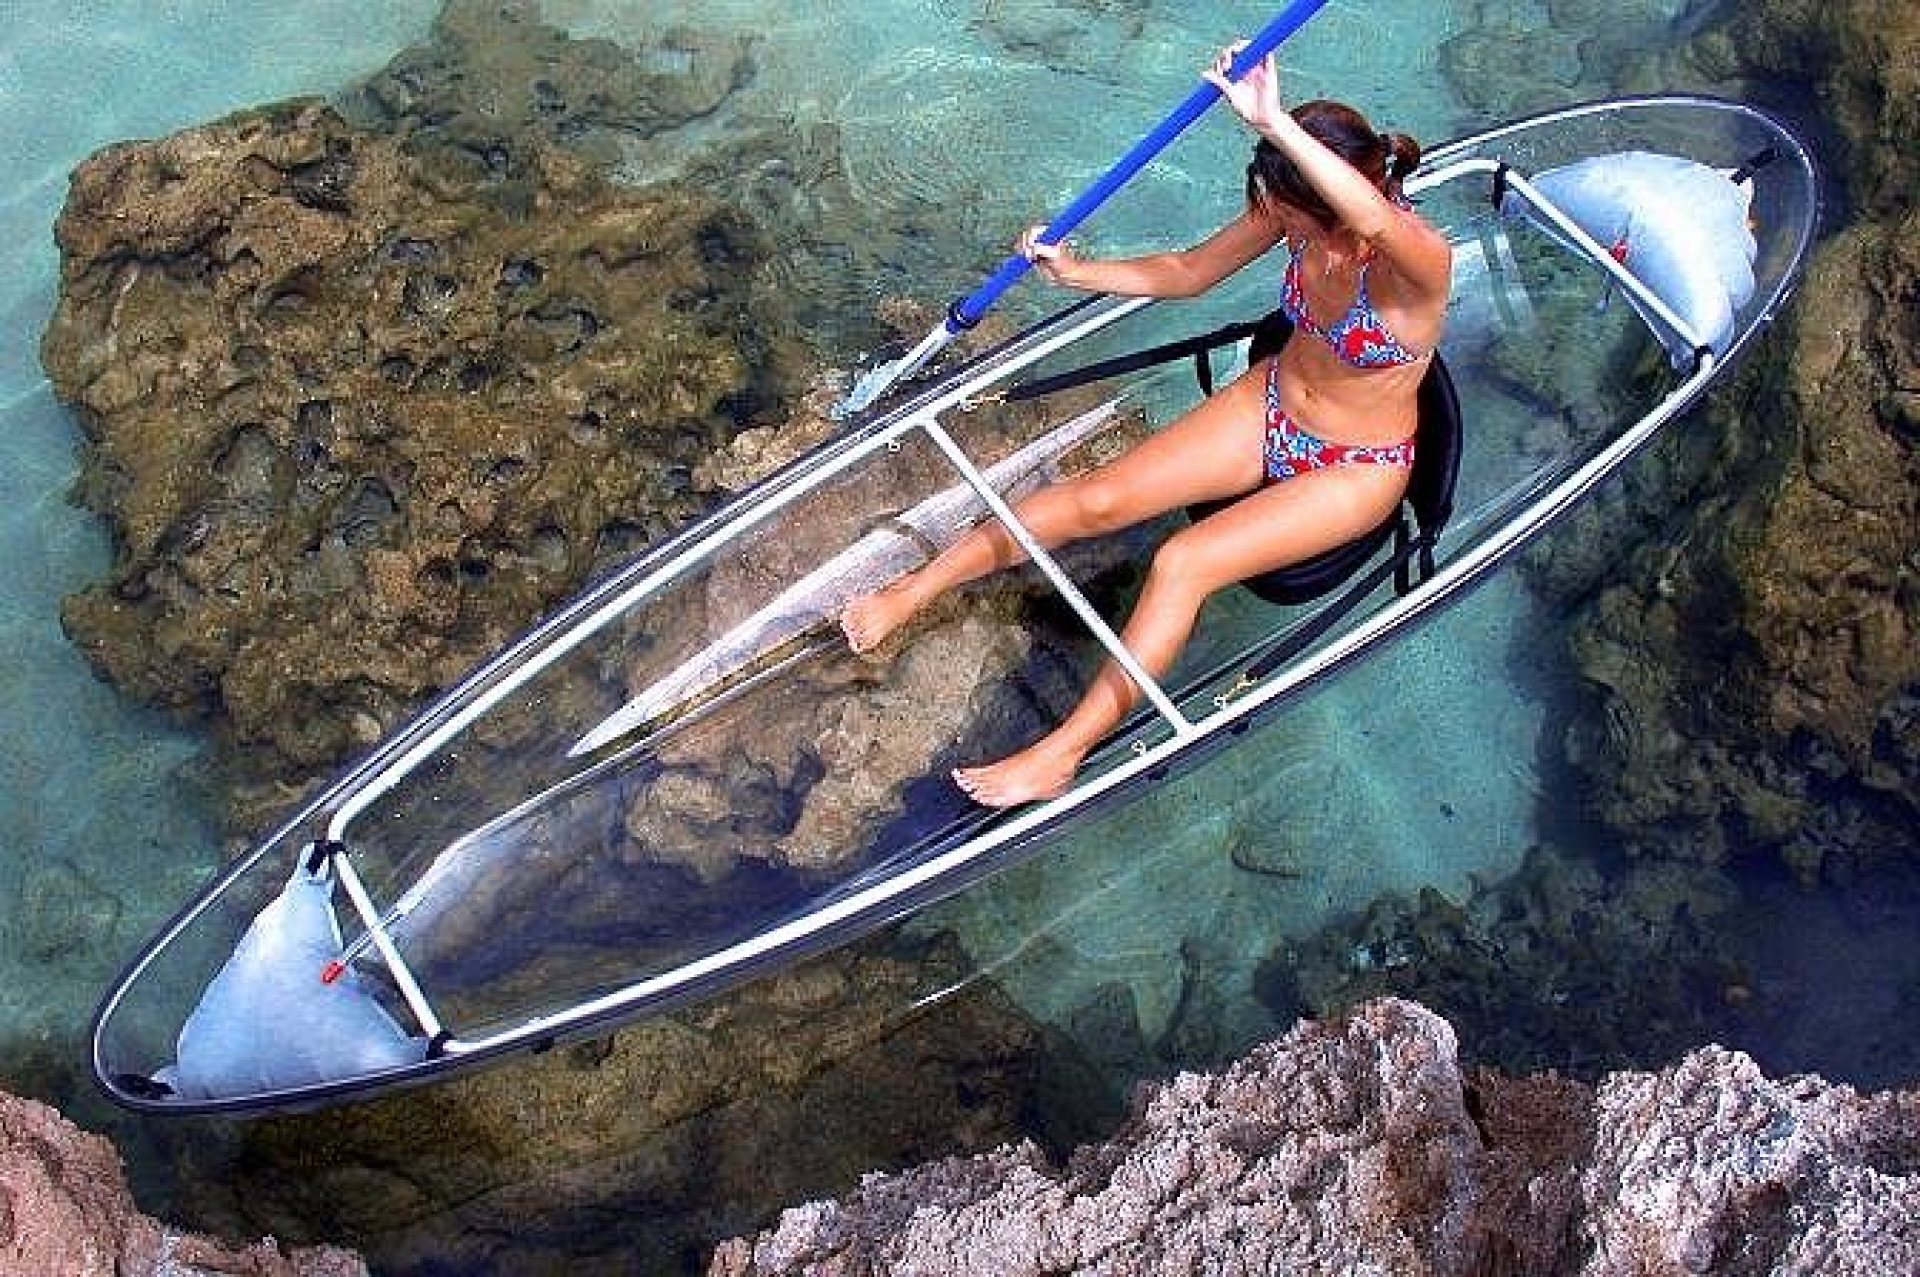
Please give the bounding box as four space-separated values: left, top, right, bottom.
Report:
1279 240 1425 370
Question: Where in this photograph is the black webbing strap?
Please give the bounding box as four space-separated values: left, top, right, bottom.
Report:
304 839 346 874
1005 317 1268 403
1729 145 1780 187
1490 161 1514 210
1398 518 1439 596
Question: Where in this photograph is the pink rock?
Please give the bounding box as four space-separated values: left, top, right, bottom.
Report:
0 1090 366 1277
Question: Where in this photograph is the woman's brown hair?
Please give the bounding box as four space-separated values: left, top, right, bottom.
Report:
1244 99 1420 226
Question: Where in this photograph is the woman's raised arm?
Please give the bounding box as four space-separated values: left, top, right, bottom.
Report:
1206 48 1451 301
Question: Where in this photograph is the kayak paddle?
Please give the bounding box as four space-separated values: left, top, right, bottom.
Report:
834 0 1335 418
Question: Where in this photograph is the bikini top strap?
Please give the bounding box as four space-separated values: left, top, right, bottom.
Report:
1280 241 1324 338
1354 254 1382 307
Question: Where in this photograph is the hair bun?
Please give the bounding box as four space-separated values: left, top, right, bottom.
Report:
1380 130 1421 181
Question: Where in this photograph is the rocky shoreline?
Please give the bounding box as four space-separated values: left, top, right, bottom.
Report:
709 998 1920 1276
0 1090 366 1276
13 998 1918 1275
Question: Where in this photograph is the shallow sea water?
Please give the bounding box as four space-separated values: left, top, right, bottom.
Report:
0 0 1480 1114
0 0 445 1102
2 1 1914 1271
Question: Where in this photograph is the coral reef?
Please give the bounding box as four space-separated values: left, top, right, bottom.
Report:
1716 0 1917 217
37 0 1120 869
41 53 802 803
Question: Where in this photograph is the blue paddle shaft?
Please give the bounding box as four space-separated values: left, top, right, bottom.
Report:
946 0 1333 331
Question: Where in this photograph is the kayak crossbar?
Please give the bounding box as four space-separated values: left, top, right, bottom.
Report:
317 842 446 1043
915 417 1194 736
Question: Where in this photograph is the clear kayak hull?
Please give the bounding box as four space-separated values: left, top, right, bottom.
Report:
93 95 1820 1113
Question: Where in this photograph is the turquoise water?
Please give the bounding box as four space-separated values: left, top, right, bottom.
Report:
0 0 446 1107
3 2 1910 1272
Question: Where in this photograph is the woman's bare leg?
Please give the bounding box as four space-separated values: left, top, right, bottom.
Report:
954 461 1410 807
842 480 1095 652
842 368 1272 652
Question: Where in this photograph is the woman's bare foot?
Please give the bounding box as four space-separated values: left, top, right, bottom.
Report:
840 578 924 653
952 738 1085 808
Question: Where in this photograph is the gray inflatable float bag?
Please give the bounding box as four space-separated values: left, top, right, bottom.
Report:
1503 150 1757 366
167 859 425 1099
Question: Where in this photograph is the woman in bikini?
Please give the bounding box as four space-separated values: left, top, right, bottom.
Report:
841 43 1453 808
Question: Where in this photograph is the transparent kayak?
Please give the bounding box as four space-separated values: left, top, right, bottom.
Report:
93 95 1819 1113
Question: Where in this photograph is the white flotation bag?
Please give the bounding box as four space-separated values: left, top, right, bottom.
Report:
161 859 427 1099
1502 150 1758 366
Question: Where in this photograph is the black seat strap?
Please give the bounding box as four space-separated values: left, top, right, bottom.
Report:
1005 317 1266 403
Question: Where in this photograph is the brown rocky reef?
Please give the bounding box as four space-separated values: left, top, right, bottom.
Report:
1541 0 1920 872
1 1090 365 1276
712 998 1920 1277
339 0 753 167
1259 845 1749 1078
41 75 802 799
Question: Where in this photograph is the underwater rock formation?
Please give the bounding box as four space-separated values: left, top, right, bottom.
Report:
1438 0 1703 120
1715 0 1917 218
1259 845 1746 1078
337 0 754 169
710 998 1920 1277
41 82 802 802
0 1090 365 1276
39 0 1094 871
154 932 1114 1277
1546 0 1920 872
616 395 1146 880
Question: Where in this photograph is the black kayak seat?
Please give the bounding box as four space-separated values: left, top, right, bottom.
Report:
1189 312 1463 607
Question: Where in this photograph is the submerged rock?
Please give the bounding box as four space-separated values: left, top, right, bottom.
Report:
617 394 1147 880
338 0 754 168
41 86 803 803
1716 0 1918 218
1438 0 1696 120
1261 846 1746 1078
710 998 1920 1277
155 931 1114 1276
0 1089 366 1276
1546 0 1920 872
